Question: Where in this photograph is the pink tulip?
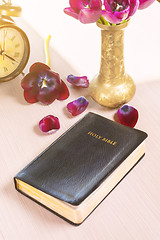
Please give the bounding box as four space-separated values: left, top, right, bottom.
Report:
102 0 139 24
64 0 102 24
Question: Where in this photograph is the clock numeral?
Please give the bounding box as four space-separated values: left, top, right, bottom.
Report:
15 44 20 48
14 52 20 58
11 36 16 41
4 67 8 72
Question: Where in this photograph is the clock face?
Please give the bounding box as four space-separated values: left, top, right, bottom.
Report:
0 25 30 82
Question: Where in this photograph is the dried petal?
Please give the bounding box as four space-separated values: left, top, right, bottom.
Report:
67 74 89 88
67 96 89 116
39 115 60 133
117 105 138 128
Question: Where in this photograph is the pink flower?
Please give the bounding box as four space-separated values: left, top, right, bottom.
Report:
64 0 102 24
116 105 138 128
138 0 155 9
102 0 139 24
39 115 60 133
67 96 89 116
21 62 69 105
67 74 89 88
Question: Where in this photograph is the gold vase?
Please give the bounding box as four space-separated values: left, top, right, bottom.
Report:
89 21 136 108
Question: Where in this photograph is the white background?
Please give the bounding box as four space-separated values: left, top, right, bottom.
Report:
14 0 160 83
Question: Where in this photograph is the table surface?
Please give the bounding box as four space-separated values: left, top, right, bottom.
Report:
1 19 160 240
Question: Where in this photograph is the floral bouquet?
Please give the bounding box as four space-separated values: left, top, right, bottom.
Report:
64 0 156 25
64 0 158 109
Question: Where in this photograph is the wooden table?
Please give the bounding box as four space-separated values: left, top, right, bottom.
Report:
1 20 160 240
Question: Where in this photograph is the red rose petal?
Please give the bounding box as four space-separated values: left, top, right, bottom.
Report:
117 105 138 128
67 96 89 116
39 115 60 133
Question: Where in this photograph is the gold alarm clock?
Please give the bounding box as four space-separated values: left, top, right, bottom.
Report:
0 0 30 82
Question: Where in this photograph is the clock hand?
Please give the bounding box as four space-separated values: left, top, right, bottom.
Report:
3 30 5 60
0 45 4 55
2 53 19 63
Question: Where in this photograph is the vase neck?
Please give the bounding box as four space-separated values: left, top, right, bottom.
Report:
99 28 125 85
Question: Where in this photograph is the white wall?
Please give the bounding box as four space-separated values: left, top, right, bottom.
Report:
15 0 160 83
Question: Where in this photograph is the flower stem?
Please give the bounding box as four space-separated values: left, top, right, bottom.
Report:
45 34 51 67
99 15 110 26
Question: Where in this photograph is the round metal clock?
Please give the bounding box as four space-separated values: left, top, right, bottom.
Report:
0 1 30 82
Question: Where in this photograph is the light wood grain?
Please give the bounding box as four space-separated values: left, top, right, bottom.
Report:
0 19 160 240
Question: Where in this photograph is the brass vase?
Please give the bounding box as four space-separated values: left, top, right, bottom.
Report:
89 21 136 108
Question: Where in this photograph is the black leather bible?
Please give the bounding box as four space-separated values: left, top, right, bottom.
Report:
14 112 148 225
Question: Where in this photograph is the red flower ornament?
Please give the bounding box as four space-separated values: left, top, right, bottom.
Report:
21 62 69 105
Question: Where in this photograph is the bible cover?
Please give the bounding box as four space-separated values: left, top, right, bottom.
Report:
14 112 148 225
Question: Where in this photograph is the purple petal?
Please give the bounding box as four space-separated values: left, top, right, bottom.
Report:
79 8 102 23
117 105 138 128
39 115 60 133
64 7 79 20
102 10 122 24
67 74 89 88
138 0 155 9
67 96 89 116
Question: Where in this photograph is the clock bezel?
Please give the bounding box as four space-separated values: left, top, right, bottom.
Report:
0 23 30 82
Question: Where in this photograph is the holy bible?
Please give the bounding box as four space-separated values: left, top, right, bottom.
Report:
14 112 148 225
